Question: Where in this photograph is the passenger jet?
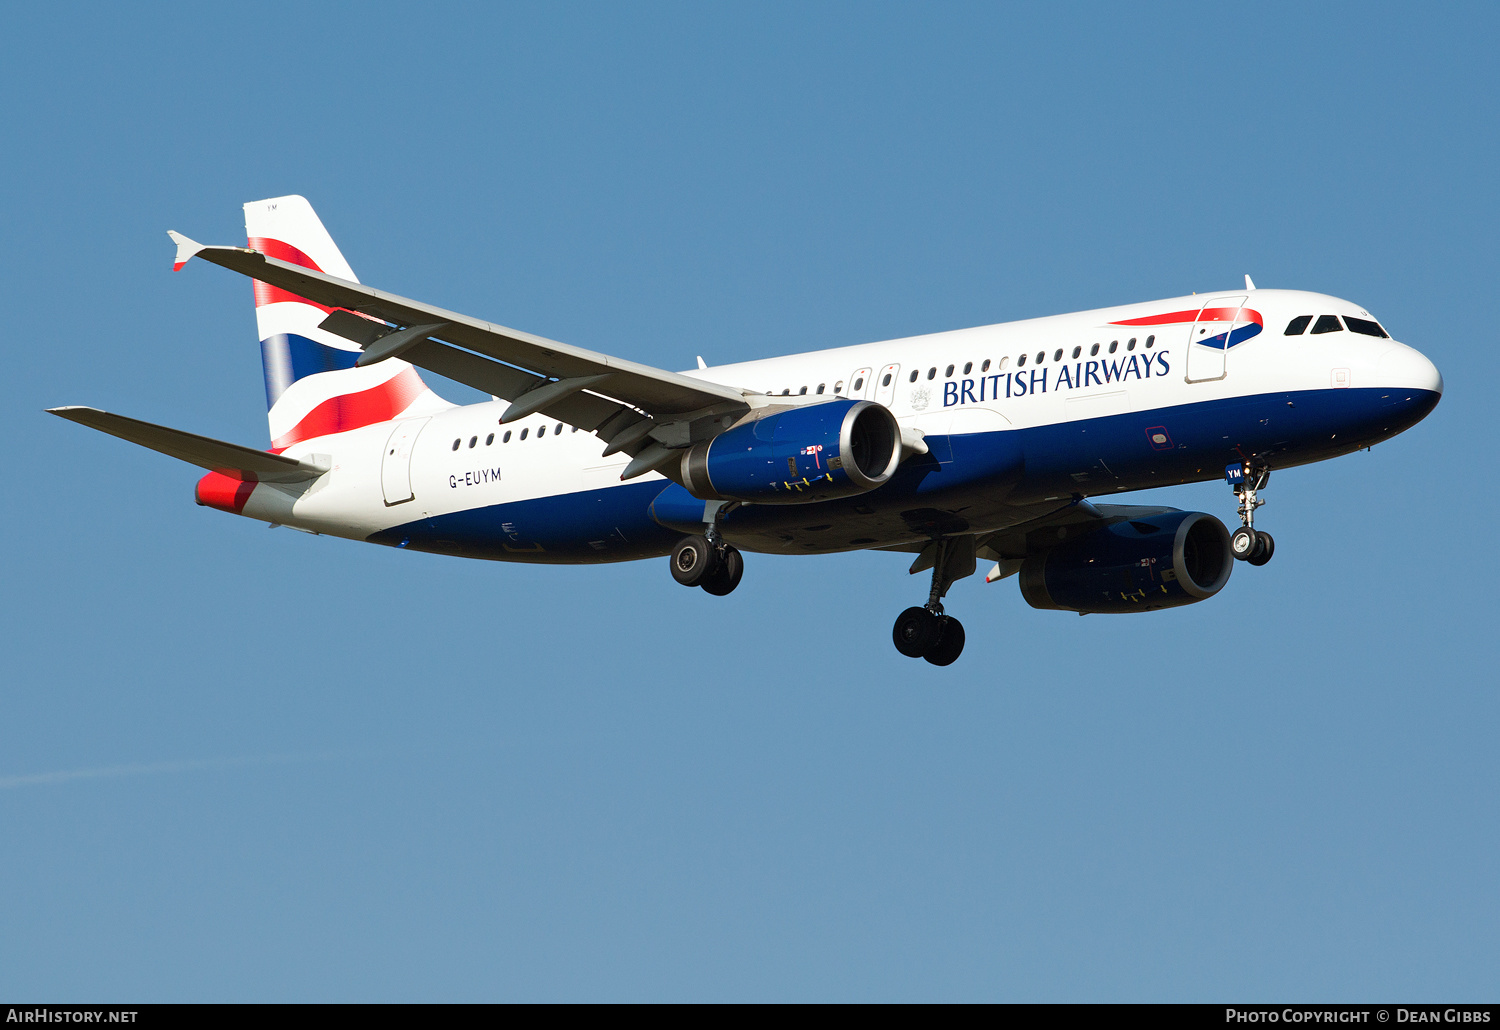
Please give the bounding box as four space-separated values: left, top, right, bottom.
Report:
51 196 1443 665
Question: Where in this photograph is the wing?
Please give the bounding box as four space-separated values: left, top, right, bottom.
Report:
893 499 1183 583
169 232 751 479
48 406 327 483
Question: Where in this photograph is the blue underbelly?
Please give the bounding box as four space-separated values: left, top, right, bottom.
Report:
371 387 1438 561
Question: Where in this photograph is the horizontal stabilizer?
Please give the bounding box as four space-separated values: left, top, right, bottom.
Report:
48 406 327 482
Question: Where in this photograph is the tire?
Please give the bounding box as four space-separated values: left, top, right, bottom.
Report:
1248 531 1275 566
670 535 719 587
1230 526 1259 561
893 606 941 658
924 616 966 667
701 546 744 595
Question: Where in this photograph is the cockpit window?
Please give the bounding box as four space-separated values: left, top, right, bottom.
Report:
1311 315 1344 334
1344 316 1389 338
1284 315 1313 335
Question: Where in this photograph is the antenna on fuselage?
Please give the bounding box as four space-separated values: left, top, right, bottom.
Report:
1245 274 1257 290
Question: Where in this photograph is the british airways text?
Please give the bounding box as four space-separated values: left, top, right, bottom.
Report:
943 350 1170 407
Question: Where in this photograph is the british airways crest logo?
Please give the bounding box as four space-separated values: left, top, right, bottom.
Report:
1110 306 1264 349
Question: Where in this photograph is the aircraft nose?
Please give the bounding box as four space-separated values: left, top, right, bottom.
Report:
1378 343 1444 395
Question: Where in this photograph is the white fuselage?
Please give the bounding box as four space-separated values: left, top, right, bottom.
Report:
242 287 1441 561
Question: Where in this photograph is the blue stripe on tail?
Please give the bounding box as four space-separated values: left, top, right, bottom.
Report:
260 334 362 408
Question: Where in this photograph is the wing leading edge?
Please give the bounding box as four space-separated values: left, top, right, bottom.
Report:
48 406 328 482
168 233 752 478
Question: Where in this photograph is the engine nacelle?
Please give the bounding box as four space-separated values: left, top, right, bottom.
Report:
1019 510 1233 614
680 399 902 503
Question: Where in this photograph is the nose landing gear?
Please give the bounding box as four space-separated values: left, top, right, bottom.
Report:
892 536 974 665
1226 461 1275 566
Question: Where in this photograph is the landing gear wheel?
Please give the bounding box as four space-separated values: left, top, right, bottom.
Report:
670 535 720 587
700 546 744 595
1247 531 1275 567
1230 526 1259 562
924 616 966 666
893 606 942 658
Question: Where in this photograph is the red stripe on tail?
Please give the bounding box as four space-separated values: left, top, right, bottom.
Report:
271 367 427 451
248 236 336 312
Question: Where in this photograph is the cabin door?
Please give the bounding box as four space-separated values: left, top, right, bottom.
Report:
381 417 430 505
1184 295 1247 383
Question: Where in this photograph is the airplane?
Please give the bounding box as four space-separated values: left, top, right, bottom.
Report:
51 196 1443 666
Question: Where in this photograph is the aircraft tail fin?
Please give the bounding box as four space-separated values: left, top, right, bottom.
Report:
241 196 448 450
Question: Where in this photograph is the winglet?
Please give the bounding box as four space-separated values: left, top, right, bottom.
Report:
167 230 205 271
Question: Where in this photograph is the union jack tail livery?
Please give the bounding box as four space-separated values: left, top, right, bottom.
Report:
244 195 448 452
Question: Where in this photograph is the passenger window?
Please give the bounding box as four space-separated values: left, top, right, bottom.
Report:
1017 353 1027 367
452 439 460 451
503 431 512 443
998 356 1009 370
1090 343 1099 356
817 383 826 394
1311 315 1343 334
945 365 954 377
1035 352 1044 364
1145 335 1155 348
781 388 790 395
469 436 477 448
555 423 563 434
1284 315 1313 335
834 381 844 393
1070 346 1081 359
1344 316 1389 338
908 370 918 383
520 428 528 440
927 367 936 380
1108 340 1118 353
537 425 546 437
1127 339 1136 351
799 386 808 394
981 359 990 372
486 433 494 445
853 377 864 391
963 362 972 374
1052 349 1063 362
879 375 889 387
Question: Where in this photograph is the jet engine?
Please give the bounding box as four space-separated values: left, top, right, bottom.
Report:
1018 510 1233 614
679 399 902 503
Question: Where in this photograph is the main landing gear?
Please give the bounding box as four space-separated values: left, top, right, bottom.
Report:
892 536 974 666
1227 461 1275 567
669 526 744 596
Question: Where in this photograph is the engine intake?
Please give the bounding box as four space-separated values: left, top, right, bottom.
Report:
680 399 901 503
1019 510 1232 614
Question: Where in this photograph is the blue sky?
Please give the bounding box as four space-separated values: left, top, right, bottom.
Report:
2 2 1496 1001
